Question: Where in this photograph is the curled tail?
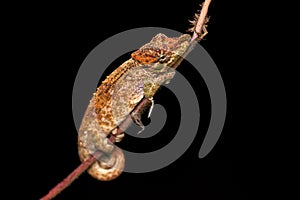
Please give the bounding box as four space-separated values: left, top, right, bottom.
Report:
78 139 125 181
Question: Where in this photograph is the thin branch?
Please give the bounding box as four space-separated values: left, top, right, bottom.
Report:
191 0 211 41
172 0 211 70
40 99 152 200
40 1 212 199
40 151 101 200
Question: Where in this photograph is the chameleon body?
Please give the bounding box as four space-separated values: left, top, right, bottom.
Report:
78 33 191 181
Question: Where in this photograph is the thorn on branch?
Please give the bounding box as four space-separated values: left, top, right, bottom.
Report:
189 0 212 42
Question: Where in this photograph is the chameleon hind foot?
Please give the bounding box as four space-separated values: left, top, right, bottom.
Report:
111 128 125 142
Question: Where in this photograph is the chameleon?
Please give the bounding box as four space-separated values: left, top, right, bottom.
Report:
78 33 191 181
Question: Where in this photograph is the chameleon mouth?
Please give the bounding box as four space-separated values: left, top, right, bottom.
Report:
166 50 188 68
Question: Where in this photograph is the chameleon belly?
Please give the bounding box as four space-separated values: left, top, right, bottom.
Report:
78 33 191 181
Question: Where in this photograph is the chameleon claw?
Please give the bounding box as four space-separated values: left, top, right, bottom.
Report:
137 124 145 135
135 117 145 135
131 112 145 134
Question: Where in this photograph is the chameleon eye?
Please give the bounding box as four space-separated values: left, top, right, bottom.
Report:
159 54 166 61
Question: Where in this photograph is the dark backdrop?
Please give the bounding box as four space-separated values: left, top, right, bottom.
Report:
14 0 257 199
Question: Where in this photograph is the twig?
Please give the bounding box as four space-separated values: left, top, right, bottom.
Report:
191 0 211 41
172 0 211 70
40 151 101 200
40 100 152 200
40 1 212 199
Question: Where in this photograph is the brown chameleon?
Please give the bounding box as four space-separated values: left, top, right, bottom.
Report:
78 33 191 181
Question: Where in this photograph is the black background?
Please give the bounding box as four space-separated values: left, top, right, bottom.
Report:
8 0 264 199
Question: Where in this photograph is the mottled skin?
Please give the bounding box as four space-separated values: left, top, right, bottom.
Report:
78 33 191 181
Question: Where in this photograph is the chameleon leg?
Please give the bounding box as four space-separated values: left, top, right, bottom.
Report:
130 97 154 134
129 81 160 134
144 81 160 119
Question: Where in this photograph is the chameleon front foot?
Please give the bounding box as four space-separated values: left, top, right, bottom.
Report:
131 113 145 134
130 97 154 134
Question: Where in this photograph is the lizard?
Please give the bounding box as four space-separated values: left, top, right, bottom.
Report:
78 33 191 181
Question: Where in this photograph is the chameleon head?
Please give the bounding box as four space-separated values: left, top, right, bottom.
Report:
131 33 191 70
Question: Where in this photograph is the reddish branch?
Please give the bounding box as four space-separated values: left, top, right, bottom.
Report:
191 0 211 41
40 0 211 199
40 99 152 200
40 151 102 200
